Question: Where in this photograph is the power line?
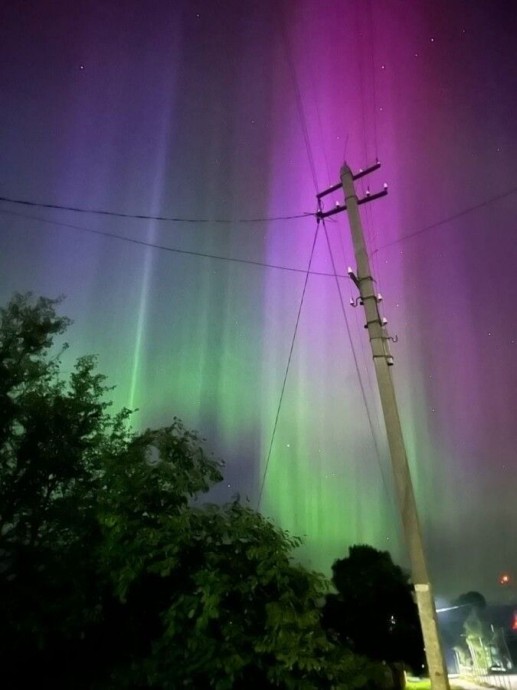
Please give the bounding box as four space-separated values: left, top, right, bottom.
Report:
276 5 319 194
0 194 313 225
3 181 515 272
356 7 370 167
367 0 379 160
257 221 321 511
374 184 517 254
0 207 349 278
256 8 322 510
322 219 392 501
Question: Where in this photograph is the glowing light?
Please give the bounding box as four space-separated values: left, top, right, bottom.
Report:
2 0 515 601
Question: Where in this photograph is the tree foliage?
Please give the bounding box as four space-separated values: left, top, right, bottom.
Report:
323 544 425 674
0 294 132 685
0 293 381 689
453 591 486 613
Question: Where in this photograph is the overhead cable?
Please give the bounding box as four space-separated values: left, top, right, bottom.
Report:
257 222 321 510
0 194 313 225
0 207 348 278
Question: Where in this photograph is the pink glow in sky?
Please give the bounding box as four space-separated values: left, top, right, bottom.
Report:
1 0 516 601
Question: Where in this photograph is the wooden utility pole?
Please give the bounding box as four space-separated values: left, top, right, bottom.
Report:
317 162 450 690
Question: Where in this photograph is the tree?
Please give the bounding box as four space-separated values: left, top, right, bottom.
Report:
99 465 379 689
323 545 425 675
0 293 382 689
449 591 511 674
453 591 486 613
0 294 131 686
94 423 380 688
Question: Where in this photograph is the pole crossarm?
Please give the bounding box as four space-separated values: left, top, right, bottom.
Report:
315 187 388 220
316 161 382 200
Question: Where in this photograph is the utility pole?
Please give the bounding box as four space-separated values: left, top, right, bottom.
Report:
316 162 450 690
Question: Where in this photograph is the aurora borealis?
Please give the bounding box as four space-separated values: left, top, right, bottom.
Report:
1 0 517 602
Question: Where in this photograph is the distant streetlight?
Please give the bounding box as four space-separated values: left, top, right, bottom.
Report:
436 605 470 614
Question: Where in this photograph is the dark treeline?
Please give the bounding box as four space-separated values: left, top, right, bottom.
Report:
0 294 422 689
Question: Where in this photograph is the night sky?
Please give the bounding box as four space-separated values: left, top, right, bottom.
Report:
1 0 517 603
